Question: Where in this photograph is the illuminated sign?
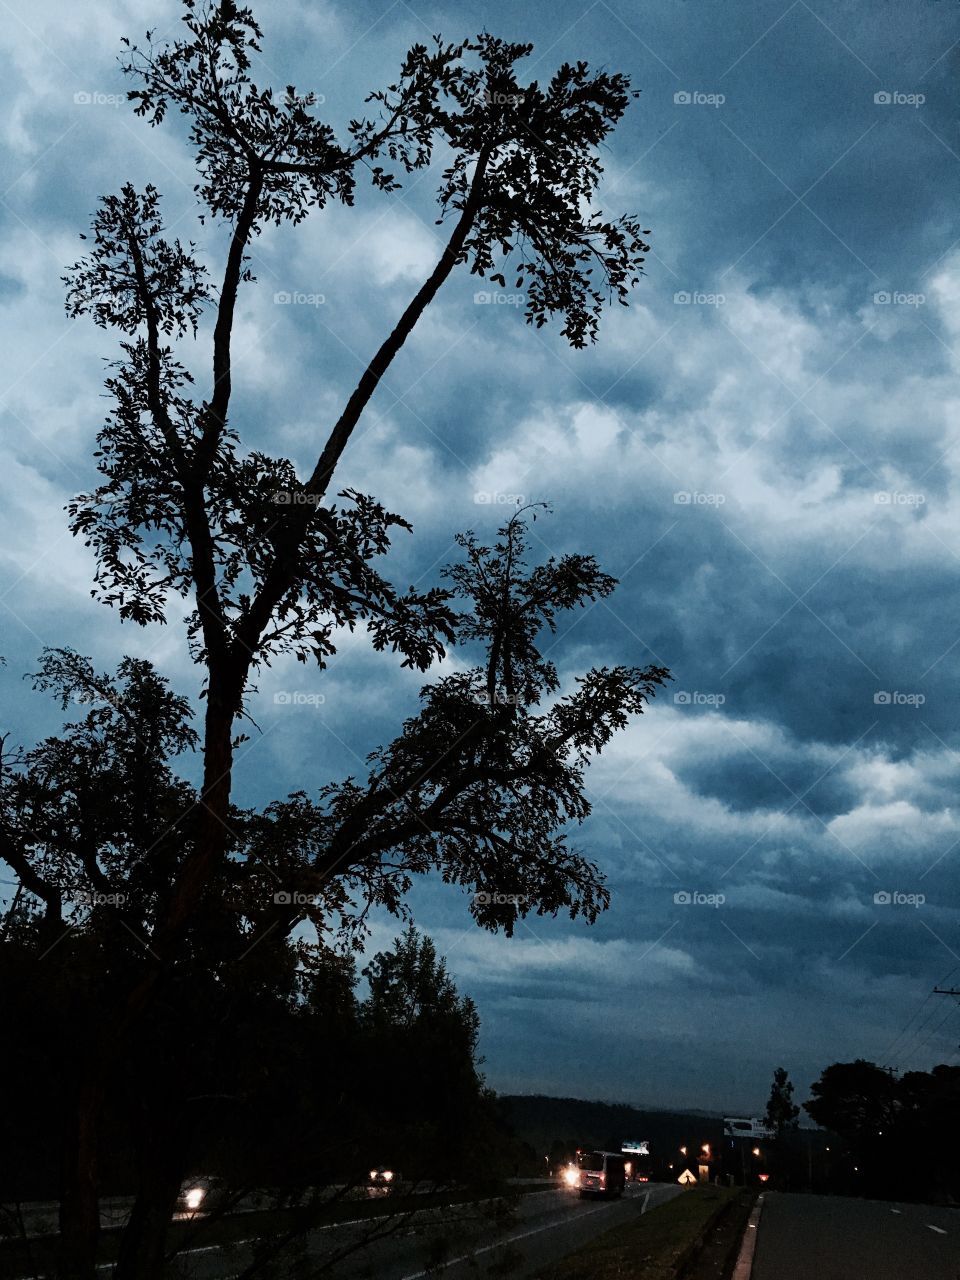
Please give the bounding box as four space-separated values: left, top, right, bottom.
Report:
723 1117 774 1139
621 1140 650 1155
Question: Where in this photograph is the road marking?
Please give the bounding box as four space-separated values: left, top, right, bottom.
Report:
641 1191 651 1214
891 1208 902 1214
926 1224 947 1234
11 1187 620 1280
398 1196 643 1280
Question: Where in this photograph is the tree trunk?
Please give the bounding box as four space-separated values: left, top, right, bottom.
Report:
153 673 239 947
57 1077 102 1280
113 1104 189 1280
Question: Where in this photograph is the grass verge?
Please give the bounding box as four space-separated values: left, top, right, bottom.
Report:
537 1187 740 1280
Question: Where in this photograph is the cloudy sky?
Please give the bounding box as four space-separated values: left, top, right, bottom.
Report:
2 0 960 1114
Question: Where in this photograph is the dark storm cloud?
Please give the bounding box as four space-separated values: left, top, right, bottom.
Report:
2 0 960 1112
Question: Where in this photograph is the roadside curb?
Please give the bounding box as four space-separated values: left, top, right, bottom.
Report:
732 1193 765 1280
675 1190 740 1276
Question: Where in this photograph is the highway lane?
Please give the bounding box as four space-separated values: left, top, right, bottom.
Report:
751 1192 960 1280
166 1181 684 1279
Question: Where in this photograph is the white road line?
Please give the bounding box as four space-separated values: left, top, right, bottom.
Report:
890 1207 901 1213
641 1191 651 1214
926 1224 947 1234
398 1200 623 1280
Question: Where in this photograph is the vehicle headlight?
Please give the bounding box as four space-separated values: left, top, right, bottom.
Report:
563 1167 579 1187
382 1170 394 1181
184 1188 205 1211
369 1170 378 1181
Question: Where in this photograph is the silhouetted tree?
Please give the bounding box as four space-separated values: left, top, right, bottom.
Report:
2 507 668 1276
764 1067 800 1137
802 1059 960 1201
6 2 666 1274
804 1060 898 1137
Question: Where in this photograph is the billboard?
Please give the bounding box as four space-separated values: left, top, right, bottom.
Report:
723 1117 774 1140
621 1140 650 1154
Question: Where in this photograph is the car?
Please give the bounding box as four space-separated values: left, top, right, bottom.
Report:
175 1175 231 1217
366 1167 398 1197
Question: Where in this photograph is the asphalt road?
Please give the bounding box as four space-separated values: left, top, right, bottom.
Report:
751 1193 960 1280
165 1181 683 1279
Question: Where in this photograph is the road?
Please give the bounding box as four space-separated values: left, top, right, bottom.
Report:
165 1181 683 1279
751 1193 960 1280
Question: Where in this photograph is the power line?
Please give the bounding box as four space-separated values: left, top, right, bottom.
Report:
880 965 960 1065
906 998 960 1068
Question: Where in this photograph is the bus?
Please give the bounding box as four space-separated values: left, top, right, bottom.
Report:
574 1150 627 1198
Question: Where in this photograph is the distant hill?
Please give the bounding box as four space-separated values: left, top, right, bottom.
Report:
498 1094 724 1160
